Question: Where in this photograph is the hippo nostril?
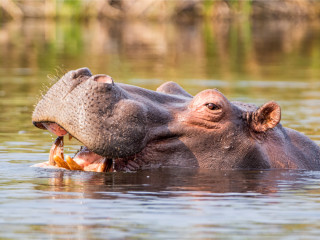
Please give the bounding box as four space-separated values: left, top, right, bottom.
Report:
71 67 92 79
93 74 114 86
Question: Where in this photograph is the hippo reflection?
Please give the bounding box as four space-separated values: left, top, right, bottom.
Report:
32 68 320 172
33 169 288 197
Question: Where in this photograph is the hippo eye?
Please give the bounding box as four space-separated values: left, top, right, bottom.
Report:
206 103 219 110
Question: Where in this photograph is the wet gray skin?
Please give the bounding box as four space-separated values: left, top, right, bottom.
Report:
32 68 320 171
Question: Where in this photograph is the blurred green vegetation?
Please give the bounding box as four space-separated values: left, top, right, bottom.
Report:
1 19 320 83
1 0 320 21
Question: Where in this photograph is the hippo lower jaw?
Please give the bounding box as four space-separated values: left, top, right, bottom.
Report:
33 122 119 172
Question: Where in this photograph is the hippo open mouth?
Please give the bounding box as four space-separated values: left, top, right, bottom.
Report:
33 122 115 172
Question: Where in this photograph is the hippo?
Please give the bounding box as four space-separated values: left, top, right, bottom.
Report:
32 67 320 172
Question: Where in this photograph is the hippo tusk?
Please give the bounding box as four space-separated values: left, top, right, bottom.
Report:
49 136 64 166
66 155 84 171
54 155 70 170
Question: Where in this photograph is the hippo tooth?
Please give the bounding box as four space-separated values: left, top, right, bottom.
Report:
49 136 64 166
53 155 70 170
66 155 84 171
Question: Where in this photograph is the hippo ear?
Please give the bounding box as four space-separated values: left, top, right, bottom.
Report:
249 101 281 132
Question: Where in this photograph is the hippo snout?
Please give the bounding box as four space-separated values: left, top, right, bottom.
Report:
33 67 148 161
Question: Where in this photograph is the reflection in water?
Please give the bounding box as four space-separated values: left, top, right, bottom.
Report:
34 168 309 198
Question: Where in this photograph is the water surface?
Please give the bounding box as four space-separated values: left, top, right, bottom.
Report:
1 19 320 239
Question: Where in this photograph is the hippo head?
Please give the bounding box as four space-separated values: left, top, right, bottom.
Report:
32 68 282 172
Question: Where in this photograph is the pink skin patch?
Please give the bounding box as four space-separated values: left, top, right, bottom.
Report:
73 147 107 171
42 123 68 136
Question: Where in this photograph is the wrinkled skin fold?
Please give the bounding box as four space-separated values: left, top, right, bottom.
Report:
32 67 320 172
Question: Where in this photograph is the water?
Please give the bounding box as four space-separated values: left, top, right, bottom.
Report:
1 19 320 239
